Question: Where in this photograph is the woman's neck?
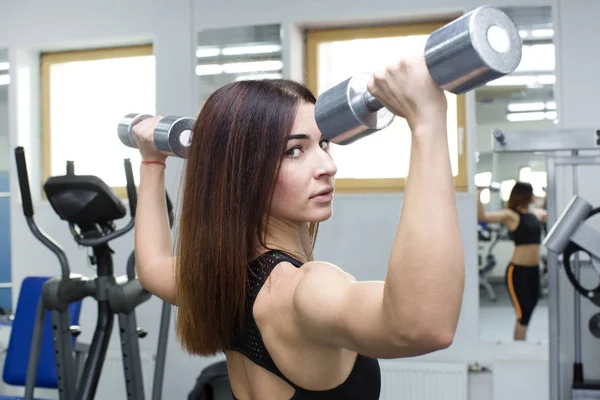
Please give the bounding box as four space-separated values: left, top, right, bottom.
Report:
251 218 313 263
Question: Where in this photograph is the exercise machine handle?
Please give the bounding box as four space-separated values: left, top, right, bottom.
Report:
124 159 137 218
14 146 71 278
14 147 34 218
66 160 75 176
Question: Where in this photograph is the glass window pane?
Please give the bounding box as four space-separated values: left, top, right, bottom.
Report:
316 35 459 179
196 24 283 105
48 54 155 187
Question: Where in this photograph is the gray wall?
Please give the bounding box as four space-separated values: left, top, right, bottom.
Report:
1 0 598 399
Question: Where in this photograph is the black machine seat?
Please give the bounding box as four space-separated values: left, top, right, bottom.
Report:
44 175 127 232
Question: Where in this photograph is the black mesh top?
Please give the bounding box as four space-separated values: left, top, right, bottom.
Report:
228 250 381 399
508 211 542 246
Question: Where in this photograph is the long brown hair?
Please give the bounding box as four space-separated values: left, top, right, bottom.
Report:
507 181 534 211
175 79 318 356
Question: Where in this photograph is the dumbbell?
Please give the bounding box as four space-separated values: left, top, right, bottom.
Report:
315 5 523 145
118 113 195 158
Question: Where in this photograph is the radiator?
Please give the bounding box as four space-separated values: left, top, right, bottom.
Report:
379 360 469 400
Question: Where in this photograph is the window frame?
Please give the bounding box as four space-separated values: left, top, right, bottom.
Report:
40 44 153 199
305 22 468 193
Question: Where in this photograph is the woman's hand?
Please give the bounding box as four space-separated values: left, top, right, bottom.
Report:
131 115 169 163
367 49 447 130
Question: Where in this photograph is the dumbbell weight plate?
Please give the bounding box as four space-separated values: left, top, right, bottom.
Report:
117 113 153 148
314 72 395 145
425 5 522 94
154 116 195 158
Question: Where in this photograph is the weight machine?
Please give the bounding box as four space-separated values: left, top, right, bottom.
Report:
13 146 172 400
493 128 600 400
478 223 506 302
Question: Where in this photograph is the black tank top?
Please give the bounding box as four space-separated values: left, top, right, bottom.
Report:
228 250 381 399
509 211 542 245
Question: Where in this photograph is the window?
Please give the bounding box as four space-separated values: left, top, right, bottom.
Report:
195 24 283 106
41 45 155 197
305 22 468 193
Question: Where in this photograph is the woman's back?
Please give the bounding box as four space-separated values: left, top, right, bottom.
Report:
477 181 546 266
507 210 543 265
225 250 381 400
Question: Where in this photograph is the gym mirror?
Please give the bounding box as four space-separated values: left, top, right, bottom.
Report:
476 6 554 344
195 23 283 105
0 48 11 314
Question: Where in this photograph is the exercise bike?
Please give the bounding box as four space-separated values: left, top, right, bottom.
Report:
14 146 172 400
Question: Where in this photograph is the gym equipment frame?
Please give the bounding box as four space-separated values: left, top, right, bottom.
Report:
493 127 600 400
14 147 172 400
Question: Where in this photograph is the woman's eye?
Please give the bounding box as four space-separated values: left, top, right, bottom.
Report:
285 147 302 157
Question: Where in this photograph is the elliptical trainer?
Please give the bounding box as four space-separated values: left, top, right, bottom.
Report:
14 146 172 400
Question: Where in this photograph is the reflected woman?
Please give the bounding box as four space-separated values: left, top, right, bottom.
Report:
477 182 547 341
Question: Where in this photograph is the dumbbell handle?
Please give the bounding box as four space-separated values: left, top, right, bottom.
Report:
359 33 447 114
357 29 466 115
364 92 384 112
350 31 453 116
315 6 521 146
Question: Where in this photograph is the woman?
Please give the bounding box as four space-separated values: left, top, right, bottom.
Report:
477 182 547 341
132 50 465 399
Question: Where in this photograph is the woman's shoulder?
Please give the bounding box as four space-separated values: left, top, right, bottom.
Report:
504 207 525 219
256 256 349 313
531 207 547 222
251 249 303 264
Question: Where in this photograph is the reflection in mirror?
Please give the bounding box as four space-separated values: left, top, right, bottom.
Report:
476 6 553 344
0 48 11 314
195 24 283 105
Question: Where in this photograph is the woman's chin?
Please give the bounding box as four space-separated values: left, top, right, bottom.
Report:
307 208 333 223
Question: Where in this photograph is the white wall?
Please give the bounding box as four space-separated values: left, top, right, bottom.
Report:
4 0 598 399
